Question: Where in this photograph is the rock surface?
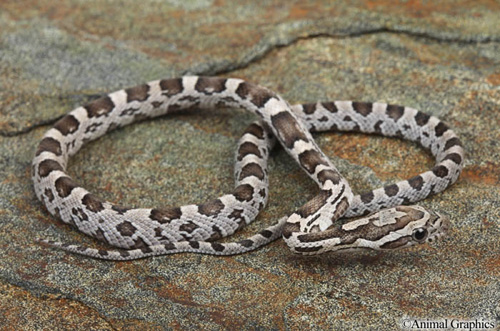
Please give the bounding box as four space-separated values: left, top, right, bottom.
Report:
1 1 499 329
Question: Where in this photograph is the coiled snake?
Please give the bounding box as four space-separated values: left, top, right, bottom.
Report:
32 76 464 260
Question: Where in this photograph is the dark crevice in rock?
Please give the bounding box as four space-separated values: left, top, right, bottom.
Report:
1 115 63 137
185 26 499 76
0 275 118 330
3 25 498 137
1 93 102 137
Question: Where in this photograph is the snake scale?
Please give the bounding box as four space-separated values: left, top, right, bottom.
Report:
32 76 464 260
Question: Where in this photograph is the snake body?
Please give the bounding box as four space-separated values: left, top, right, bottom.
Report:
32 76 464 260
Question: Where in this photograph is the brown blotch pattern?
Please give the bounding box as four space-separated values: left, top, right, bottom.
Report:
211 243 225 252
84 96 115 118
259 230 273 238
360 191 374 204
150 207 182 224
352 102 372 116
54 176 77 198
443 153 462 165
194 77 226 94
125 84 149 102
82 194 105 213
384 184 399 197
235 81 274 108
414 112 430 126
444 137 463 151
238 239 254 247
386 104 405 121
54 115 79 135
432 165 449 178
163 243 176 251
237 142 262 161
302 103 317 114
179 222 199 234
189 241 200 249
198 199 225 216
238 163 265 180
116 221 137 237
234 184 254 202
38 159 63 178
322 102 338 113
271 112 309 149
159 78 183 97
298 150 328 174
317 169 341 185
434 122 449 137
408 175 424 190
36 137 62 156
244 123 265 139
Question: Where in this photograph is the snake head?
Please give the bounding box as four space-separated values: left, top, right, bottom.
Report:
377 205 451 250
285 205 451 254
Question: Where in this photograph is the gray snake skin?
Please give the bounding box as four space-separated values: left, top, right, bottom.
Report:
32 76 464 260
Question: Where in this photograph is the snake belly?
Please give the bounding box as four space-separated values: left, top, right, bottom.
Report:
32 76 464 260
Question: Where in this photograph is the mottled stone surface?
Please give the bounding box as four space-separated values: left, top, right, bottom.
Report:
1 1 499 329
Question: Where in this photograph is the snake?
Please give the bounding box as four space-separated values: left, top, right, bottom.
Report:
32 76 464 260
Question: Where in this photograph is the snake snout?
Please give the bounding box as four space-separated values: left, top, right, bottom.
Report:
426 212 451 244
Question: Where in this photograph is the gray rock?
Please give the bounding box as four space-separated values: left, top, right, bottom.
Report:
1 1 499 329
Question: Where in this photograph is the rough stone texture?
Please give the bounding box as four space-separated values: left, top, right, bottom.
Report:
0 1 499 329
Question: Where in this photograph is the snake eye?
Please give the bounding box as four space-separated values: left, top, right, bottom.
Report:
412 228 428 242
